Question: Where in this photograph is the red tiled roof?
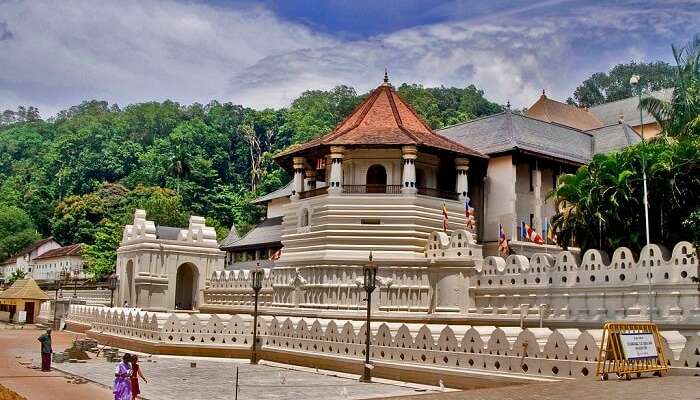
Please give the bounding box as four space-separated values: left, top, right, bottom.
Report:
33 244 83 260
276 80 487 159
0 237 57 265
526 93 603 131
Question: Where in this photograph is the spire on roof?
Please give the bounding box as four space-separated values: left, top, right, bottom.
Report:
506 100 511 110
541 89 546 97
382 68 390 86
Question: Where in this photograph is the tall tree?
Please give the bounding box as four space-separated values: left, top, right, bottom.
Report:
0 206 40 261
641 36 700 137
572 61 676 106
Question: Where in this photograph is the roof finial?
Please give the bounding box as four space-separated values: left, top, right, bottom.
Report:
542 88 546 97
384 68 389 83
506 100 511 109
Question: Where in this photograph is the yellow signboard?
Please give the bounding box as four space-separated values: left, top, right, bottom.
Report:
596 322 669 380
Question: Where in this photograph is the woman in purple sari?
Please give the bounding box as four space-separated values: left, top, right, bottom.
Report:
113 353 132 400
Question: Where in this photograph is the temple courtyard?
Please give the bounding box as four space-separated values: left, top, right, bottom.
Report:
2 324 699 399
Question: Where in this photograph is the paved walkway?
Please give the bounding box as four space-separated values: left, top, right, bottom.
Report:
385 375 700 400
3 325 698 400
1 325 442 399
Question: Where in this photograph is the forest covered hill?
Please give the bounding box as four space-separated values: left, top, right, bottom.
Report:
0 83 502 278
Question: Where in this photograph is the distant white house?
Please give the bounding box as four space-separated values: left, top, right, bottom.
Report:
31 243 86 281
0 237 61 283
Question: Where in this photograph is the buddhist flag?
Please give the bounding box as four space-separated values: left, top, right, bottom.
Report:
270 248 282 261
442 202 449 232
498 224 510 256
524 223 545 245
464 196 475 230
547 219 558 245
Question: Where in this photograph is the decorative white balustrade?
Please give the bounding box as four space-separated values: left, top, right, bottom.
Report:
66 305 700 378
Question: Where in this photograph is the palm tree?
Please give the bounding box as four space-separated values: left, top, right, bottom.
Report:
167 145 191 195
641 35 700 137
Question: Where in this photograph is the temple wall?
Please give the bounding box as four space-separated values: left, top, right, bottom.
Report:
66 304 700 383
203 235 698 327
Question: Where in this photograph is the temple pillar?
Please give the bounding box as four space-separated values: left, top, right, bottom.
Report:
533 164 543 234
328 146 344 194
401 145 418 195
304 169 317 191
455 158 470 201
292 157 305 199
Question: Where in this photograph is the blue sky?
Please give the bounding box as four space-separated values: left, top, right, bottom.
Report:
1 0 698 117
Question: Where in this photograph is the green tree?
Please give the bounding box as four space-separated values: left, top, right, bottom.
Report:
7 269 26 285
641 36 700 137
281 85 361 143
82 221 122 280
572 61 676 106
0 206 41 261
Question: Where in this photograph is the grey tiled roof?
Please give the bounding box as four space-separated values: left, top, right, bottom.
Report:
219 216 283 250
590 123 642 154
438 111 594 164
252 181 293 204
156 226 182 240
219 224 240 249
589 88 672 127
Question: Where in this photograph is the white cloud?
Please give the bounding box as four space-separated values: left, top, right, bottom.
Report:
0 0 698 117
0 0 335 116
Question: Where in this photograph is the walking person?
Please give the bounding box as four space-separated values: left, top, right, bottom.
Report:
37 328 52 372
130 355 147 400
113 353 132 400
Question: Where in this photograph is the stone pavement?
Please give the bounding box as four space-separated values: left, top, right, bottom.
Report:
384 375 700 400
55 354 444 400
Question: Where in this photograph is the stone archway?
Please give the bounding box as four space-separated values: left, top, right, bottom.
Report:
125 260 134 306
366 164 387 193
175 263 199 310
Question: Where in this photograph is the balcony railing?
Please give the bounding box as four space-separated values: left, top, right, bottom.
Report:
342 184 402 194
298 186 328 199
417 187 459 201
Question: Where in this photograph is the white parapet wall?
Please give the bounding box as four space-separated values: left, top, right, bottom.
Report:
66 304 700 382
203 238 699 328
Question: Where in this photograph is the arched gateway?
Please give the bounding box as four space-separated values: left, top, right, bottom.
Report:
175 263 198 310
116 210 224 311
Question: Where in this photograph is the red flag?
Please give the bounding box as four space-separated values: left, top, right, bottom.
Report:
525 223 545 245
442 202 449 232
270 248 282 260
498 224 510 256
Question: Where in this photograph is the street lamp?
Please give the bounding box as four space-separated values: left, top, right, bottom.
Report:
630 74 653 322
250 263 264 364
108 272 118 308
53 269 69 329
360 251 378 383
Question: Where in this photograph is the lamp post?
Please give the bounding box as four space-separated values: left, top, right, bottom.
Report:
53 269 68 329
108 272 118 308
250 263 264 364
360 251 378 383
72 266 78 298
630 74 653 322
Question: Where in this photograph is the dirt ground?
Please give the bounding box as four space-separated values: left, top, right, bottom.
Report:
0 324 112 400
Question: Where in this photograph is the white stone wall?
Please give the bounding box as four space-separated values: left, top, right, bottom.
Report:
474 242 699 324
66 304 700 379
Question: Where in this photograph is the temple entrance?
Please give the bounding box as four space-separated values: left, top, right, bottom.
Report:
175 263 198 310
125 260 134 306
366 164 387 193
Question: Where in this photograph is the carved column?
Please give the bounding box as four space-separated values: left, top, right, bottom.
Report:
304 169 317 191
328 146 345 194
292 157 305 198
401 145 418 195
533 164 543 234
455 158 470 201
